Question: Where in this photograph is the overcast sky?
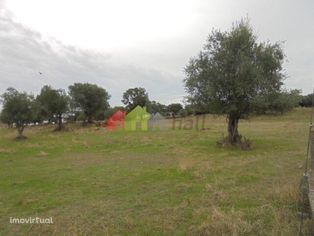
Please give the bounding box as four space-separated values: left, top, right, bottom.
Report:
0 0 313 106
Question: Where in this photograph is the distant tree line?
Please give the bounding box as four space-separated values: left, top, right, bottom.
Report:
0 83 188 138
299 93 314 107
0 81 307 139
107 87 184 118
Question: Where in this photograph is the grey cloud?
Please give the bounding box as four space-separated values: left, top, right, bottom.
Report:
1 0 313 110
0 8 184 106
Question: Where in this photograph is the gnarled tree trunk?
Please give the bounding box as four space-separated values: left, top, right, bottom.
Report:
16 124 26 139
54 114 64 131
87 115 93 124
227 115 241 144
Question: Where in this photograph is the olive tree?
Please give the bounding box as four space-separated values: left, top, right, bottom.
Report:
37 85 69 131
69 83 110 124
122 87 150 111
167 103 183 117
184 20 285 144
0 88 35 139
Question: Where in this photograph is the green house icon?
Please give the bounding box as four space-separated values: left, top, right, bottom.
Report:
125 106 151 131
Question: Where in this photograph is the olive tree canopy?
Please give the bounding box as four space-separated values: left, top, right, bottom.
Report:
184 20 285 144
37 85 69 130
122 87 150 111
69 83 110 123
0 88 35 139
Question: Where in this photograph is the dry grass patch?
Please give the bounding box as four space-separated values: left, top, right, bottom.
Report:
179 158 197 171
192 207 253 236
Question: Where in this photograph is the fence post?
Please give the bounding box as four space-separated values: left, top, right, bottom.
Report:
311 128 314 170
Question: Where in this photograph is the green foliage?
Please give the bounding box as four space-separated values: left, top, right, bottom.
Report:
149 101 167 115
0 109 10 126
254 89 301 114
122 87 150 111
0 88 35 137
184 19 285 143
184 104 197 116
31 99 44 123
69 83 110 123
178 108 188 117
103 106 125 120
299 93 314 107
37 85 69 129
167 103 183 117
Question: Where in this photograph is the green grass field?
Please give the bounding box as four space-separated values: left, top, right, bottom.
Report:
0 108 312 235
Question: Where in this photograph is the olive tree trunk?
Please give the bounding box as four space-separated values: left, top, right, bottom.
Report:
227 116 241 144
55 114 64 131
16 125 26 139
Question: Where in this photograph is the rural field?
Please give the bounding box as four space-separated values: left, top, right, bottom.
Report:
0 108 312 235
